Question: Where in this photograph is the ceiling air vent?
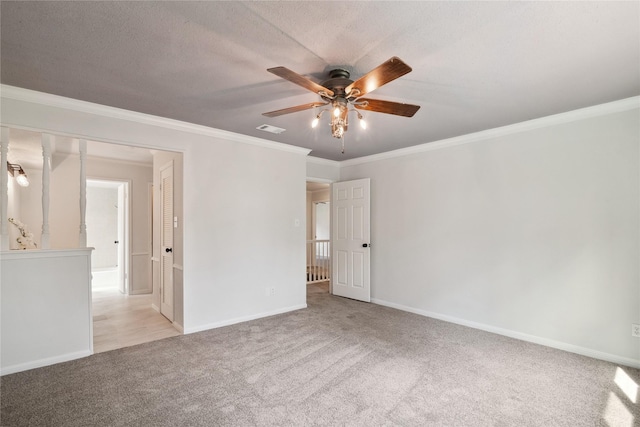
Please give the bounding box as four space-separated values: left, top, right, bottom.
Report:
256 124 286 134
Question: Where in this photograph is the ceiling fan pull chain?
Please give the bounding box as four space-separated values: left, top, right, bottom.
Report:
341 137 345 154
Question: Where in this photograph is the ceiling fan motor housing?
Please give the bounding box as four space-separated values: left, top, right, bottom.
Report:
320 69 353 101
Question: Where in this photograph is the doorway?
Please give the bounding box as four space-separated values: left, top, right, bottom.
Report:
306 181 331 293
86 179 128 293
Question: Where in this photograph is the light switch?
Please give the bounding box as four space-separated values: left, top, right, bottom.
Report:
174 216 178 228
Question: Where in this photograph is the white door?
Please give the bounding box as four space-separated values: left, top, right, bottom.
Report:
332 178 371 302
160 162 174 322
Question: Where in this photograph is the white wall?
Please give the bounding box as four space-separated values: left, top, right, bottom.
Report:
307 157 340 182
184 142 307 331
340 106 640 366
1 87 309 336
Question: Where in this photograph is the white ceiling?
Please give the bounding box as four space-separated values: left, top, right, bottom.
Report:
1 2 638 161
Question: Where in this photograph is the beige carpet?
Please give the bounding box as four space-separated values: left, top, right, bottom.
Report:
1 282 638 426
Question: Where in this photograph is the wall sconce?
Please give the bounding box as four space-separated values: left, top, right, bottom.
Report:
7 162 29 187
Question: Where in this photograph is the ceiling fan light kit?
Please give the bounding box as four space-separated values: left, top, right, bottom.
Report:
263 57 420 153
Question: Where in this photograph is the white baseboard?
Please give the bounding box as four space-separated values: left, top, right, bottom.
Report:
0 350 92 376
371 298 640 370
184 304 307 334
172 321 184 333
151 304 160 312
129 289 152 295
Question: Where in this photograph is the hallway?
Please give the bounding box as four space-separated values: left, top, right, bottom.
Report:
92 288 180 353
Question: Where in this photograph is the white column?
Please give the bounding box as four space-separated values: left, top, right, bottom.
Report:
41 134 52 249
1 127 9 251
78 139 87 247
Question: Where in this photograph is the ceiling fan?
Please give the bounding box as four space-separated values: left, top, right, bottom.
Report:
263 57 420 153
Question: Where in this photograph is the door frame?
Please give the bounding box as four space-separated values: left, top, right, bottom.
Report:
86 177 131 294
306 178 334 293
159 160 174 322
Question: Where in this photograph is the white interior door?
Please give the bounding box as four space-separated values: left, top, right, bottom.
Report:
332 178 370 302
160 162 174 322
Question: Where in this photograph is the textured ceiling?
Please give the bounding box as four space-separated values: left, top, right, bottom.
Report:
1 1 638 161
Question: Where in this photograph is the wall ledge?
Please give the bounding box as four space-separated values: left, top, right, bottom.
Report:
1 248 93 260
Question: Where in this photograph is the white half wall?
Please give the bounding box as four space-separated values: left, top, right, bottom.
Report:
340 104 640 367
1 249 93 375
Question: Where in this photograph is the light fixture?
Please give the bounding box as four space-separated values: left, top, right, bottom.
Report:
357 111 367 129
312 98 368 153
7 162 29 187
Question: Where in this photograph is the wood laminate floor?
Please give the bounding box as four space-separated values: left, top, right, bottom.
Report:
92 287 180 354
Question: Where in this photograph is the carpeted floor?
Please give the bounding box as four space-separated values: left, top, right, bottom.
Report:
1 282 638 426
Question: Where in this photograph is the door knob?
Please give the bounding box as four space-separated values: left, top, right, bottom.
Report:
114 240 119 244
362 243 370 248
165 247 173 253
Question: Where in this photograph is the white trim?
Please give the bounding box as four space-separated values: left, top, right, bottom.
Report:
151 256 160 262
184 304 307 334
306 177 334 185
87 154 152 169
147 181 153 303
1 84 311 157
0 350 92 376
310 189 330 195
0 248 93 260
132 252 150 257
342 96 640 167
172 322 184 333
55 150 152 168
372 298 640 370
151 303 160 312
173 264 184 271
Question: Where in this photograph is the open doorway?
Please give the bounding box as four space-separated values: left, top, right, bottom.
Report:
306 181 331 297
83 142 183 353
87 179 128 293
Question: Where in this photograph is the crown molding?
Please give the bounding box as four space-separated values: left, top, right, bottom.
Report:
0 85 311 157
340 96 640 167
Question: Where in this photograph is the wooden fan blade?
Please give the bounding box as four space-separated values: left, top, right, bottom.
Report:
346 57 412 98
268 67 335 97
262 102 328 118
355 98 420 117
